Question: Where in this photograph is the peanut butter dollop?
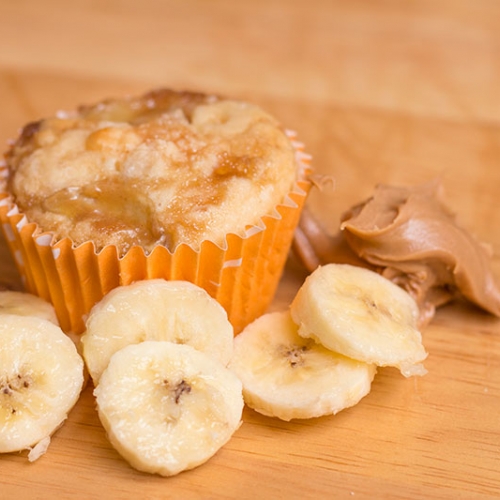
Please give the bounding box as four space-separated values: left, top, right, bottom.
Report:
294 181 500 325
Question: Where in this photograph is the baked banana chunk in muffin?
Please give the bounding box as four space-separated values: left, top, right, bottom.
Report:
5 89 298 254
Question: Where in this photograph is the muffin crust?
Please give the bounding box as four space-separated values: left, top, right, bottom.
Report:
6 89 298 254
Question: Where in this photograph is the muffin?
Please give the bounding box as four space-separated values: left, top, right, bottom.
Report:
0 88 311 334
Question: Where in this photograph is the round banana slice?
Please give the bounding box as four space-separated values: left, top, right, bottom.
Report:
0 314 84 458
95 340 244 476
0 290 87 370
228 310 376 421
290 263 428 377
82 279 234 384
0 290 59 325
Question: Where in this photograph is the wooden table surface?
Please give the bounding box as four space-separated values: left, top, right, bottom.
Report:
1 1 500 499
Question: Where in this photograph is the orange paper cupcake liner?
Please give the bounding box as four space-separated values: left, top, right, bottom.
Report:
0 131 312 335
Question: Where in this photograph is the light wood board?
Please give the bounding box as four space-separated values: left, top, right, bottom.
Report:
0 1 499 498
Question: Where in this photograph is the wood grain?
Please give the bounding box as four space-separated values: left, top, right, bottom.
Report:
0 1 499 498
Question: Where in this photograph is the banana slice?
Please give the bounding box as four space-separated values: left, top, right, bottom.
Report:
290 263 428 377
0 314 84 459
94 340 243 476
0 290 87 376
82 279 234 384
0 290 59 325
228 310 376 421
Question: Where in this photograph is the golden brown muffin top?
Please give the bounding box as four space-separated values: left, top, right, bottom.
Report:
5 89 298 253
